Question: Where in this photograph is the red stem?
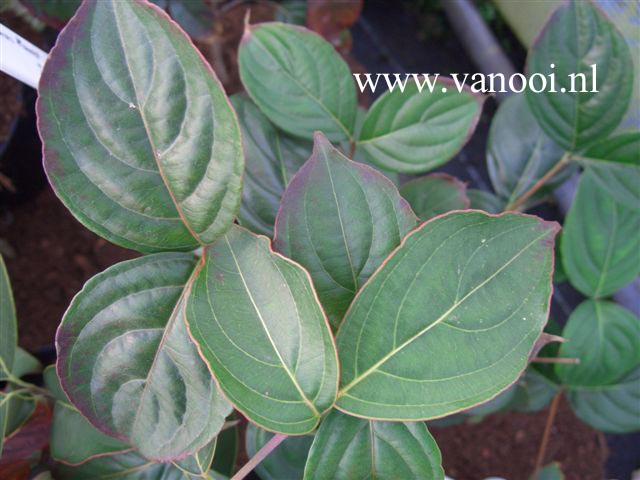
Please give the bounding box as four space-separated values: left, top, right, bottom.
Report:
231 433 287 480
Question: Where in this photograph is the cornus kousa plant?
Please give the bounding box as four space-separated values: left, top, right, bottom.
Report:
0 0 637 478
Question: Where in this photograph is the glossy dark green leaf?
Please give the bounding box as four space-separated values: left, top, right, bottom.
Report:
335 211 559 420
556 300 640 433
357 80 485 173
526 0 633 151
487 94 572 208
38 0 244 253
238 22 357 142
211 420 238 477
304 410 443 479
0 254 16 378
556 300 639 387
467 189 504 214
231 93 311 236
578 132 640 208
43 366 131 466
561 174 640 298
400 173 470 221
245 423 313 480
187 225 339 434
274 133 418 329
565 366 640 433
56 253 231 461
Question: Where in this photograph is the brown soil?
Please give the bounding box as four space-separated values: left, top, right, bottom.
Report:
0 74 21 146
1 189 138 350
431 395 607 480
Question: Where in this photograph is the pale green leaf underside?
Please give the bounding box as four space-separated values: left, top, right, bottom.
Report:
238 22 357 142
0 254 17 377
526 0 633 151
187 225 338 434
56 253 231 461
274 133 418 330
38 0 243 253
304 409 443 480
231 93 312 237
561 174 640 298
357 81 483 173
245 423 313 480
336 211 558 420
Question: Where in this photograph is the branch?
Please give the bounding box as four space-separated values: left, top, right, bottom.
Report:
507 153 572 211
231 433 287 480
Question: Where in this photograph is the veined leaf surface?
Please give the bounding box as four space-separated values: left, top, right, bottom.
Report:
56 253 231 461
561 174 640 298
335 211 559 420
400 173 470 221
187 225 339 434
304 410 443 480
467 189 504 214
357 80 484 173
0 254 16 377
526 0 633 151
238 22 357 142
579 132 640 209
37 0 243 253
231 93 311 236
274 133 417 329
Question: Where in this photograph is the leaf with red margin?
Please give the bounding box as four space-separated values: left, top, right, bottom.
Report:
0 401 51 466
335 210 559 420
357 78 486 174
274 132 417 330
37 0 243 253
400 173 470 221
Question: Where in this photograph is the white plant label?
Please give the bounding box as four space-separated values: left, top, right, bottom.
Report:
0 23 47 89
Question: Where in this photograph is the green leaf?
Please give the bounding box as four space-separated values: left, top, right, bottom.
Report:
174 437 217 477
211 419 238 477
400 173 470 221
187 225 339 434
467 189 505 214
531 463 564 480
561 173 640 298
556 300 639 387
11 348 42 379
357 80 485 173
245 423 313 480
238 22 357 142
56 253 231 461
20 0 81 28
526 0 634 151
153 0 214 38
37 0 244 253
304 410 443 480
231 93 311 237
578 132 640 209
556 300 640 433
508 369 557 413
487 94 573 208
565 366 640 433
273 133 418 329
335 211 559 420
43 366 131 466
0 254 17 378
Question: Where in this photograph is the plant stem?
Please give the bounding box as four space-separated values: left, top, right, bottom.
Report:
531 357 579 364
507 153 571 211
231 433 287 480
532 390 562 479
348 140 356 158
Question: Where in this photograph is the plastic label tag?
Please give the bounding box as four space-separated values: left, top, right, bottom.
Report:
0 23 48 89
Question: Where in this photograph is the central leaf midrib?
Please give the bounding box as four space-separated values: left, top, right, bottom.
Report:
338 228 551 397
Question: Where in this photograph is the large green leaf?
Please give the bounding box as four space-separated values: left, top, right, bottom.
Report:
526 0 633 151
211 417 238 477
304 410 443 479
400 173 470 221
578 132 640 209
56 253 231 461
565 366 640 433
245 423 313 480
273 133 417 329
43 366 131 466
467 189 505 214
0 254 16 378
231 93 311 237
561 173 640 298
556 300 639 387
238 22 357 142
335 211 559 420
487 94 572 208
187 225 339 434
357 80 485 173
37 0 243 253
532 463 564 480
556 300 640 433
